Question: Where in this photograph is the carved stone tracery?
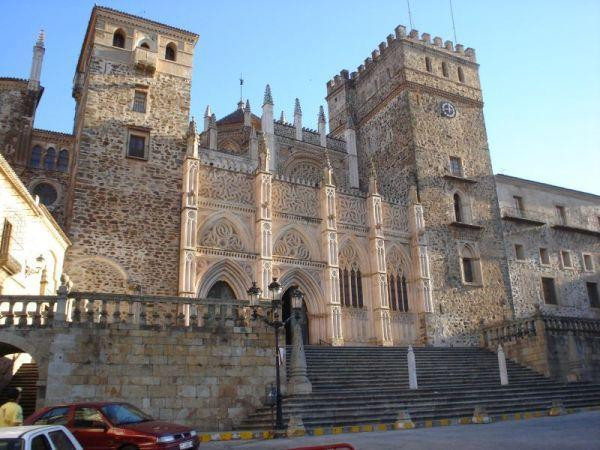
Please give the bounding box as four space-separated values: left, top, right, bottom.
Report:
273 230 310 260
199 220 245 252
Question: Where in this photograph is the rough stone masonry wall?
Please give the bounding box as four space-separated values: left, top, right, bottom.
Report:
0 81 34 166
0 323 275 431
65 57 189 295
502 221 600 320
411 90 512 345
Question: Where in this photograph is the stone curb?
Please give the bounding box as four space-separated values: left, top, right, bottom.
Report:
199 404 600 443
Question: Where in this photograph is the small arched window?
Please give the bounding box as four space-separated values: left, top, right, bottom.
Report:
57 149 69 172
165 43 177 61
30 145 42 168
139 42 150 50
458 67 465 83
453 193 462 222
43 147 56 170
442 62 449 78
112 29 125 48
425 57 432 73
460 244 481 285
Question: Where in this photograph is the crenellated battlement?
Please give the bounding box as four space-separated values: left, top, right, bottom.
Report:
326 24 476 95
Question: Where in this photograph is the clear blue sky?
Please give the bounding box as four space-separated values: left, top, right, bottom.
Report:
1 0 598 194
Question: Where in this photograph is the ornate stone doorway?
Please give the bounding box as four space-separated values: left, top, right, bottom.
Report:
282 287 309 346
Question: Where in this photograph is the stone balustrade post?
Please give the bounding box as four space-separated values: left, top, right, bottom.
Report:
408 345 418 389
55 278 70 322
497 344 509 385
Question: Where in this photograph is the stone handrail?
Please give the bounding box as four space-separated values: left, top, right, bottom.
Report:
0 292 252 329
481 314 600 347
543 316 600 336
481 317 538 347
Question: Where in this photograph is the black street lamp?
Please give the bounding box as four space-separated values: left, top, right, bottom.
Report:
246 278 303 435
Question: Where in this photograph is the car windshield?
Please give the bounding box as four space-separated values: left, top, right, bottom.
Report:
101 403 153 426
0 439 22 450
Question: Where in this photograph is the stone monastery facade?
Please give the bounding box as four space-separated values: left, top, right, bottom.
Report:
1 6 598 347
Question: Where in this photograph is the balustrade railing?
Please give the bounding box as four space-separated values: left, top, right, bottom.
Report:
481 314 600 347
0 292 251 329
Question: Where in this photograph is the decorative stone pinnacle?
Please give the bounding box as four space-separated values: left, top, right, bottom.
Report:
204 105 212 117
210 113 217 127
294 98 302 116
188 117 197 136
318 105 326 123
37 29 45 46
263 84 273 106
245 99 251 112
280 110 287 123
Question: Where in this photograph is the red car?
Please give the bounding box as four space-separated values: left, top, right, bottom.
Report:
25 402 199 450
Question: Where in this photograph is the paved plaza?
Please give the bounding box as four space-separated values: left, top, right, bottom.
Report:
201 411 600 450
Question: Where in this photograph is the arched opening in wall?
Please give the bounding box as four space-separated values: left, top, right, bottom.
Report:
139 42 150 50
206 280 236 300
32 183 58 208
282 287 309 346
43 147 55 170
29 146 42 168
453 193 462 222
165 43 177 61
0 342 38 419
112 29 125 48
57 149 69 172
442 61 449 78
425 56 432 73
458 67 465 83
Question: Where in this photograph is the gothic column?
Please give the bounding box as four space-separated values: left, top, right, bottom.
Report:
179 120 199 300
320 158 343 346
367 170 393 346
408 187 434 344
254 137 273 294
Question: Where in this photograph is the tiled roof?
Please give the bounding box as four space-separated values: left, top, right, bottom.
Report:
94 6 198 38
216 108 261 126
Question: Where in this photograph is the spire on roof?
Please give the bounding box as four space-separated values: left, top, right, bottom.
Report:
280 110 287 123
263 84 273 106
318 105 326 123
294 98 302 116
245 99 251 112
204 105 212 117
36 29 45 46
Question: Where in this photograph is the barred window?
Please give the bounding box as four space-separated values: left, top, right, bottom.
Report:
450 156 462 177
133 91 147 113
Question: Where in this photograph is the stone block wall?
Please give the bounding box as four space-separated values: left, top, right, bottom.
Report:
1 323 275 431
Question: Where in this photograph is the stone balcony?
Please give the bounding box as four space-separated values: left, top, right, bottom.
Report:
500 206 546 226
133 48 157 75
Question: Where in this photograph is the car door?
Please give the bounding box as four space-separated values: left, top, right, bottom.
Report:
70 407 114 450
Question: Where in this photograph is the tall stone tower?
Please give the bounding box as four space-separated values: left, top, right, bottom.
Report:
64 7 199 295
326 26 512 344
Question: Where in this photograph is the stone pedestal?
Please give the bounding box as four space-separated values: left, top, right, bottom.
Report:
287 315 312 395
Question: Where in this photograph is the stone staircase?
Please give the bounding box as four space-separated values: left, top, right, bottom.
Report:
0 363 38 418
240 346 600 430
